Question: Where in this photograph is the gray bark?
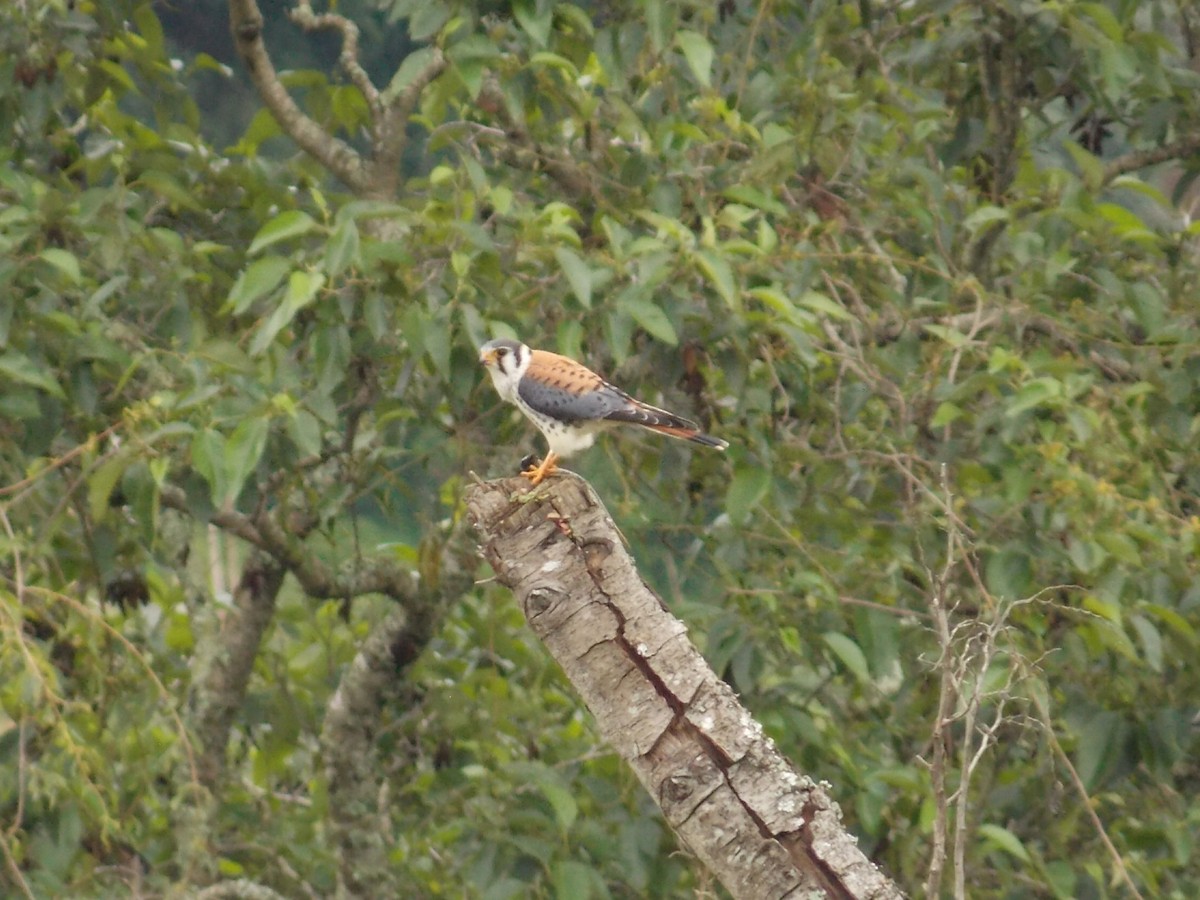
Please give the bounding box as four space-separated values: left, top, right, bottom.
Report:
466 473 904 900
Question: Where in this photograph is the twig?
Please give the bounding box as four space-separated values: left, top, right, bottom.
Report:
289 0 379 111
0 830 34 900
1028 684 1145 900
0 423 121 501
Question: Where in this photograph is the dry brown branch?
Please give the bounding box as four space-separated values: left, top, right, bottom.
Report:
467 473 904 900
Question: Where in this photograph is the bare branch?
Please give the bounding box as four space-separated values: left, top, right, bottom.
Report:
1029 686 1146 900
228 0 370 193
289 0 379 112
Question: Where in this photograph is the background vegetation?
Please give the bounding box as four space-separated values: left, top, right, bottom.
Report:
2 0 1199 896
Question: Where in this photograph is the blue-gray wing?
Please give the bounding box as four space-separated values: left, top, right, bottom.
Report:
519 348 727 449
518 376 633 423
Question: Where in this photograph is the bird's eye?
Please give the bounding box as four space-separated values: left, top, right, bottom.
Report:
496 347 508 357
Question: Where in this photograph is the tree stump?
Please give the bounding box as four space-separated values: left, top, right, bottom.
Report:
466 473 903 900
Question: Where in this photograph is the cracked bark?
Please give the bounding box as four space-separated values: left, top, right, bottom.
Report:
466 474 904 900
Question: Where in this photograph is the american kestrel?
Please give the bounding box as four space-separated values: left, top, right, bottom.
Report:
479 338 728 485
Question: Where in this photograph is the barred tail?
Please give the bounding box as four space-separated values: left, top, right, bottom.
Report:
604 402 728 450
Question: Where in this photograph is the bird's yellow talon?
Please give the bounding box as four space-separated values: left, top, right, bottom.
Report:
520 451 559 486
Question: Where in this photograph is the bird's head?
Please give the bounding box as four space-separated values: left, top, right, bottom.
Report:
479 337 530 399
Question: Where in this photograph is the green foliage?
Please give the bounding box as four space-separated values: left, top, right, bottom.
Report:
2 0 1200 896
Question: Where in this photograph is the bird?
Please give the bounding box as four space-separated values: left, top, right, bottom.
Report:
478 337 728 485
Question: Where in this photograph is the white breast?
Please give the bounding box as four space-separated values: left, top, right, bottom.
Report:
512 391 609 459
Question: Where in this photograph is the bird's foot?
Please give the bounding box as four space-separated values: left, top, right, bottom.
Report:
520 451 559 486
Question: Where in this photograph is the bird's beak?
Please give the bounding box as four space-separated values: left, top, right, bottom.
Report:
479 348 498 366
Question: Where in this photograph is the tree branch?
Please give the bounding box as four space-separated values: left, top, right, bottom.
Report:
228 0 371 193
320 528 478 897
191 551 287 790
466 474 903 900
159 484 423 601
289 0 379 112
1102 133 1200 185
370 47 445 203
477 78 597 201
1029 688 1145 900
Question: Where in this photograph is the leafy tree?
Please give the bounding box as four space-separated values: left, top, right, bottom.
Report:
2 0 1199 897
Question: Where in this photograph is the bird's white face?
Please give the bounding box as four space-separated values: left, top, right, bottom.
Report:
478 338 530 403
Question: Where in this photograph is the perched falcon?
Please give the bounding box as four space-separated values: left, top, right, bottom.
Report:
479 338 728 485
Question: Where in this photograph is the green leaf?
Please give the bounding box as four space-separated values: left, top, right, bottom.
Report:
695 250 737 308
1096 531 1141 567
224 418 270 505
40 248 82 285
644 0 670 53
136 170 203 212
513 0 552 48
623 298 677 345
287 409 323 457
977 824 1032 864
528 51 579 76
409 2 451 41
1076 711 1125 789
922 323 970 348
962 205 1010 234
554 247 592 308
984 547 1031 599
225 256 291 315
1141 603 1197 644
190 430 227 507
248 210 318 255
1063 139 1105 189
551 861 596 899
87 449 132 523
675 30 714 87
930 402 964 427
0 351 66 399
1129 614 1163 674
511 762 577 832
797 290 852 321
725 466 770 524
384 46 442 101
748 285 809 327
323 219 360 277
132 4 165 55
250 270 326 356
823 632 870 685
1005 377 1062 416
722 185 788 216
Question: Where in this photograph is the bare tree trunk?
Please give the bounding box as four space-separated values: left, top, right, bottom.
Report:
466 473 904 900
